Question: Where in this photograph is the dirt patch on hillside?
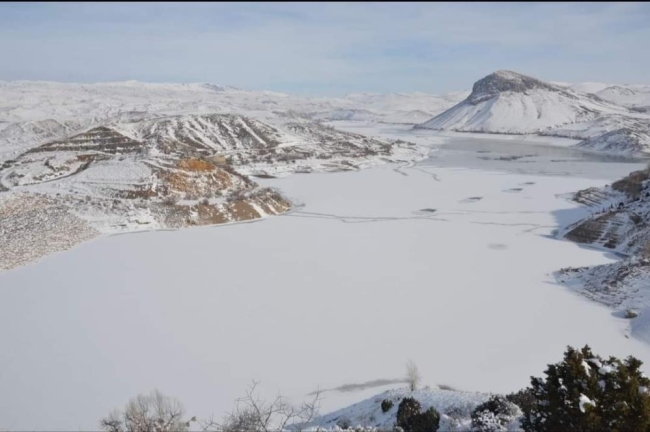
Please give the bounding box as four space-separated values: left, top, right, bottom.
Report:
612 168 650 198
156 166 237 199
177 158 215 172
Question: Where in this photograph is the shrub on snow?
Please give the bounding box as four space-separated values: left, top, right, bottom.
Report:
396 397 440 432
470 395 520 431
381 399 394 413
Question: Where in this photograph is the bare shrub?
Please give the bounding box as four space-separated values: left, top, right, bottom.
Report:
162 195 178 206
201 380 322 432
100 390 194 432
405 360 421 392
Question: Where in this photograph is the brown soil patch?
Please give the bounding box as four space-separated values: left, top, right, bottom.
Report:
157 166 235 199
197 203 229 224
177 158 215 172
228 200 261 221
613 168 650 198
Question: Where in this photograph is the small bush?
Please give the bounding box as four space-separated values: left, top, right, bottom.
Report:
504 389 534 417
336 417 352 430
411 407 440 432
162 195 178 206
381 399 394 413
470 395 520 431
396 397 439 432
397 397 421 431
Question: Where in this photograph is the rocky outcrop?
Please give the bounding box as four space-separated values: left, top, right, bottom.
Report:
467 70 564 105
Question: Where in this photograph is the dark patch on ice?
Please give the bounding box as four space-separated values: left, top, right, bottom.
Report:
459 196 483 203
251 173 277 179
488 243 508 250
520 181 536 185
503 188 523 193
419 208 437 213
477 154 535 162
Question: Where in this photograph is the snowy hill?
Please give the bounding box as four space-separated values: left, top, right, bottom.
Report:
569 82 613 94
596 85 650 109
417 70 628 133
0 110 425 272
0 80 439 273
417 71 650 156
299 387 519 431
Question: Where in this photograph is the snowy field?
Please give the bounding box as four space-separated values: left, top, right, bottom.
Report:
1 140 650 429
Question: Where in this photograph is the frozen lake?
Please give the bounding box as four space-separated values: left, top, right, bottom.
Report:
1 134 649 430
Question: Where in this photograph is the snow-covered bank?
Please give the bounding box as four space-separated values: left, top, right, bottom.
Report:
2 163 650 430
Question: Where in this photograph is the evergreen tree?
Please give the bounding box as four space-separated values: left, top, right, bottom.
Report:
519 345 650 432
396 397 439 432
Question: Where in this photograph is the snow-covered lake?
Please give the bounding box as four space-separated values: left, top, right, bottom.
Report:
1 136 649 430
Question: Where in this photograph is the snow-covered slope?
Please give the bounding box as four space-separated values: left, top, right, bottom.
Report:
569 82 613 95
417 71 650 156
300 387 519 431
552 82 650 109
596 85 650 109
576 125 650 156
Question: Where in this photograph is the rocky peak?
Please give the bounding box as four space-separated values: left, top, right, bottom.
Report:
468 70 561 104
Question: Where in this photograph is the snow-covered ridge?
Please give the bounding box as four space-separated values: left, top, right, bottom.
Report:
0 111 427 272
596 85 650 109
0 80 466 161
417 70 650 156
556 166 650 344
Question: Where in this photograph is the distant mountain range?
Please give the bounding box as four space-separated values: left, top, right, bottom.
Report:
0 80 468 163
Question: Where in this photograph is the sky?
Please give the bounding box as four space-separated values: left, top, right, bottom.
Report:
0 2 649 96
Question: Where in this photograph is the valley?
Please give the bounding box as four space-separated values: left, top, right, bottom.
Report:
2 70 650 431
2 129 650 429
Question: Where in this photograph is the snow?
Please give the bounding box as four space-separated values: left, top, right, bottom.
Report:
599 365 616 375
570 82 613 95
596 85 650 108
419 85 629 134
0 81 467 162
301 387 494 431
3 153 650 430
579 394 594 413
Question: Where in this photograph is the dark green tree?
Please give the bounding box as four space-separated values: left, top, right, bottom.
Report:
519 345 650 432
396 397 439 432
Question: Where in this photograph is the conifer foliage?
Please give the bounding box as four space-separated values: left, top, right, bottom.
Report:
519 345 650 432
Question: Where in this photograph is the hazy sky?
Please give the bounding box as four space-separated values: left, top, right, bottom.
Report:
1 2 648 96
